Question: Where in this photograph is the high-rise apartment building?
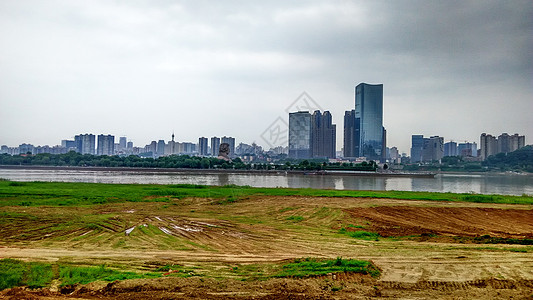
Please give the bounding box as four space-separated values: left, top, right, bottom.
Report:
289 111 312 159
75 134 95 155
343 110 357 158
311 111 336 159
355 83 385 162
156 140 165 157
480 133 525 160
118 137 127 151
97 134 115 156
221 136 236 157
211 137 220 156
198 137 208 156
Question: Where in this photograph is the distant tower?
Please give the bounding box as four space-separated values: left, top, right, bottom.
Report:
355 83 385 162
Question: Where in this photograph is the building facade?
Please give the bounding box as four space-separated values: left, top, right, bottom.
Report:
444 141 457 157
198 137 208 156
311 110 336 159
355 83 385 162
97 134 115 156
343 110 357 158
211 137 220 156
288 111 312 159
75 134 95 155
480 133 526 160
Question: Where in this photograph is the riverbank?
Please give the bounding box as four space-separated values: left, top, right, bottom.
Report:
0 164 438 177
0 181 532 299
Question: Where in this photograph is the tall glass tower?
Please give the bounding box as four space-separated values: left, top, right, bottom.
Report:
289 111 312 159
355 83 385 161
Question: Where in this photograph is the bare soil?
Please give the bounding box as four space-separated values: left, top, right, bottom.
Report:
1 195 532 299
345 206 533 239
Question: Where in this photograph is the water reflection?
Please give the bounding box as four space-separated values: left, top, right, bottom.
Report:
0 169 531 196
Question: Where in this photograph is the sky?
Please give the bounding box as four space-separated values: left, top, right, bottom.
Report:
1 0 532 154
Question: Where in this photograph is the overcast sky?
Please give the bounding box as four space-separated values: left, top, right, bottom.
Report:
1 0 531 153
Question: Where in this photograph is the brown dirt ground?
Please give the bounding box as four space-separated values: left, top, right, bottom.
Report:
1 196 533 299
345 206 533 239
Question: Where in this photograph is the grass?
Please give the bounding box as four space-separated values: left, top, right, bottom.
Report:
0 259 164 289
60 265 161 286
339 227 381 240
0 259 53 290
1 181 532 207
275 257 380 278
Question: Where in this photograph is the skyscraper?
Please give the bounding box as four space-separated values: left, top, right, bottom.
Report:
311 111 336 159
411 135 425 163
211 137 220 156
355 83 385 161
97 134 115 156
343 110 356 158
288 111 312 159
198 137 208 156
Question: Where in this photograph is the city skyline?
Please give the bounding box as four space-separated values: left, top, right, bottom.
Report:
0 1 531 152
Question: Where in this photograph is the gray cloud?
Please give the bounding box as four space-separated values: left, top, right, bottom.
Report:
0 0 531 152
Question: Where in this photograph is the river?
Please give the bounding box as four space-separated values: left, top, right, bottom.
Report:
1 167 532 196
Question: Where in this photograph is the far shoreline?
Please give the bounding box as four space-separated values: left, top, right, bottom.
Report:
0 164 530 177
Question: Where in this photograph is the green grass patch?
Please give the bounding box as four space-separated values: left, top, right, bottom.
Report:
339 228 380 240
0 259 53 290
59 265 161 286
285 215 304 222
275 257 380 278
1 181 531 207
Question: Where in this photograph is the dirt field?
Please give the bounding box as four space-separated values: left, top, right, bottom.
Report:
1 195 532 299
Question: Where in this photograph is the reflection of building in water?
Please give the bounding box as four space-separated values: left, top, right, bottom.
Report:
384 177 412 192
340 176 386 191
217 173 230 186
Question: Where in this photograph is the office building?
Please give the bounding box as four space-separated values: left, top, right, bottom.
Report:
355 83 386 161
289 111 312 159
97 134 115 156
211 137 220 156
410 135 425 163
422 136 444 162
75 134 95 155
221 136 236 157
198 137 208 156
343 110 357 158
411 135 444 162
311 110 336 159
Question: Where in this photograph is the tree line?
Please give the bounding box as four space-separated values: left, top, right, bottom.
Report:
0 152 378 171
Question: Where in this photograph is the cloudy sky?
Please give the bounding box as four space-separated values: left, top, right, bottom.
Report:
1 0 531 153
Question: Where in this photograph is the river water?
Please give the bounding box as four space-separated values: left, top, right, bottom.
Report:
0 168 531 196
